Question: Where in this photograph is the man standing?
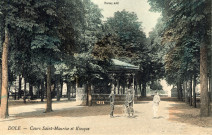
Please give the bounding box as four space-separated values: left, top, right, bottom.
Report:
109 90 115 118
126 89 134 117
153 91 160 118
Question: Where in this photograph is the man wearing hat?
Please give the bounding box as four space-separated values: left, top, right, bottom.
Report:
126 89 134 117
109 90 115 118
153 91 160 118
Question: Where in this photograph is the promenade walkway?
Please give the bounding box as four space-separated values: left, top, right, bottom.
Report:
0 99 211 135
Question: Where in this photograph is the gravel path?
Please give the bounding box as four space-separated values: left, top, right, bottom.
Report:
0 100 211 135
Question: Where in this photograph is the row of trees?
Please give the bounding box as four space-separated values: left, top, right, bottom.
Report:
0 0 93 118
0 0 164 119
148 0 211 116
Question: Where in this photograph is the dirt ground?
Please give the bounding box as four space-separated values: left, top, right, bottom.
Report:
168 101 212 127
0 99 212 135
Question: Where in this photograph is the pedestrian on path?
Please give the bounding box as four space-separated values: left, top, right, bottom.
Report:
126 89 134 117
153 91 160 118
109 90 115 118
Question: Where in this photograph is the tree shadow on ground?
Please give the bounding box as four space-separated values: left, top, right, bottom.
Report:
134 110 142 114
135 101 149 104
0 105 123 122
9 99 75 107
130 115 138 119
168 102 212 128
157 116 164 119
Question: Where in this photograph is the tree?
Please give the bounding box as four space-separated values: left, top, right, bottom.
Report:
0 0 86 116
148 0 211 116
93 10 165 97
104 10 146 61
30 0 86 112
0 27 9 118
71 0 107 106
0 0 39 118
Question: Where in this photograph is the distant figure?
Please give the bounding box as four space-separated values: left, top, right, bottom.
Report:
153 91 160 118
126 89 134 117
109 90 115 118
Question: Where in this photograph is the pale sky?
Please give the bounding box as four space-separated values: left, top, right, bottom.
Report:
91 0 161 37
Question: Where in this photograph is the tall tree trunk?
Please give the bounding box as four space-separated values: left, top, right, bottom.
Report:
29 83 33 100
185 81 189 104
183 80 186 102
14 79 16 100
210 52 212 103
6 91 9 117
189 75 192 106
144 86 147 97
193 74 197 108
0 27 9 118
200 43 210 116
177 82 180 100
210 72 212 103
45 80 47 98
123 83 125 94
142 82 146 97
73 83 76 98
41 80 44 102
210 55 212 102
177 79 183 100
180 80 183 101
18 75 22 100
56 80 60 101
23 78 26 103
45 65 52 112
0 64 2 105
138 82 142 97
70 84 72 97
37 84 40 99
60 79 63 98
117 80 120 94
67 82 71 101
53 81 57 99
135 81 138 96
87 82 92 106
71 83 74 97
178 81 183 101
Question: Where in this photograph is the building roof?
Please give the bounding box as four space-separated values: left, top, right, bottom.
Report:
111 59 139 71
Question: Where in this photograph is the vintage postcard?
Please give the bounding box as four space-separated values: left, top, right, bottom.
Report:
0 0 211 135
